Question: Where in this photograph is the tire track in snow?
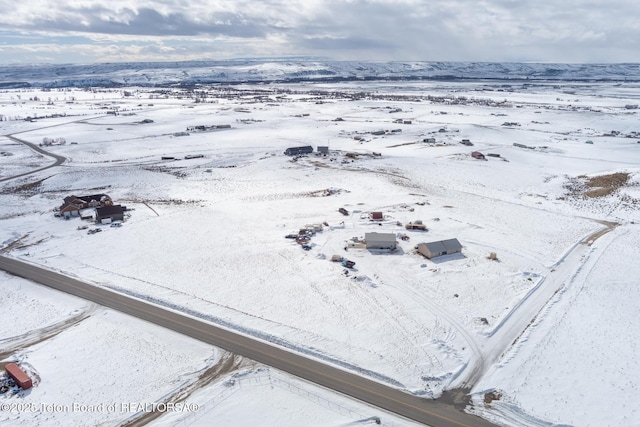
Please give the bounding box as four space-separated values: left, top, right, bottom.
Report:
0 304 97 360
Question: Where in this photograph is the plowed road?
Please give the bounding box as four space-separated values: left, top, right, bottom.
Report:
0 135 66 183
0 256 496 427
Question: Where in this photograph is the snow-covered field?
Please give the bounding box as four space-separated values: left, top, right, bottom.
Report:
471 225 640 427
0 275 407 427
1 80 639 426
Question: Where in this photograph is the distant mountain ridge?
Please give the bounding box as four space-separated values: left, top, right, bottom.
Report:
1 60 639 88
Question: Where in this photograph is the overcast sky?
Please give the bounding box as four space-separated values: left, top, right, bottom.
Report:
0 0 638 64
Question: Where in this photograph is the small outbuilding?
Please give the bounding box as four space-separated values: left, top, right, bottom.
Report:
471 151 486 160
417 238 462 259
365 232 397 250
5 363 32 390
370 212 384 221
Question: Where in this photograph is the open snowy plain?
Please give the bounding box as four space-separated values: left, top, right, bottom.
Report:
1 78 639 426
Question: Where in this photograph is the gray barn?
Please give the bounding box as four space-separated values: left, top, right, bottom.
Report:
284 146 313 156
417 238 462 259
365 232 397 250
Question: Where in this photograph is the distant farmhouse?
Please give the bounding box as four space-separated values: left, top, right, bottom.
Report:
365 232 397 250
186 124 231 132
284 146 313 156
417 238 462 259
59 194 113 218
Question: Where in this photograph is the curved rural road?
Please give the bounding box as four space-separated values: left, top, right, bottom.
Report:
0 255 496 427
0 134 66 183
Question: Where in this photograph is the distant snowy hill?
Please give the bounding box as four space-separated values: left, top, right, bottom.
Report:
1 60 640 88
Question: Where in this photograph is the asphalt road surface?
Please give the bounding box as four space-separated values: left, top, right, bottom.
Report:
0 256 497 427
0 135 66 183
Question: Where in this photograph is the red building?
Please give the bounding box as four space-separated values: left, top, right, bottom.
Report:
5 363 32 390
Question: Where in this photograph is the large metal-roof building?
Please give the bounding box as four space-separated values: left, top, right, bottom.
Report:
365 232 397 250
417 238 462 259
284 146 313 156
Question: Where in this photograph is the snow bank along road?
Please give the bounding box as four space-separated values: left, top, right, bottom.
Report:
0 255 496 427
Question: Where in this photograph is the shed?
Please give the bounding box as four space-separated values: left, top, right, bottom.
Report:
95 205 124 224
423 137 436 143
5 363 32 390
370 212 384 221
471 151 486 160
417 238 462 259
284 146 313 156
317 146 329 154
365 232 397 250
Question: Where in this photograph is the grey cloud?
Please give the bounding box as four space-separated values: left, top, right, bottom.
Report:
300 36 394 51
1 0 640 63
19 7 269 38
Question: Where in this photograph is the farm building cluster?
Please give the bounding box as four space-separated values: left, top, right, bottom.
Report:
284 145 331 156
56 194 127 225
287 203 466 275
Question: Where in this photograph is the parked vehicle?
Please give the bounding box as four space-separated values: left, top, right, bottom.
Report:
341 259 356 268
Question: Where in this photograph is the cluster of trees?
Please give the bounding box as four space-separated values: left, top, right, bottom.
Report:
40 137 66 146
